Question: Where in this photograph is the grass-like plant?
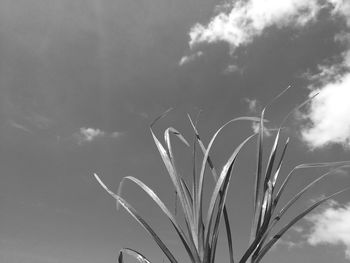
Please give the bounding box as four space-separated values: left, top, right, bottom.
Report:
94 89 350 263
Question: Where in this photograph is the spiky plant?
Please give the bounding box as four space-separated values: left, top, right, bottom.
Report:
94 89 350 263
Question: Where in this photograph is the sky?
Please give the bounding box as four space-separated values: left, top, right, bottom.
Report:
1 0 350 262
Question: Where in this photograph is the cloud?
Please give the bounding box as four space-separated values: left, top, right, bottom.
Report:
301 73 350 148
188 0 328 52
251 122 272 137
9 120 33 134
79 128 105 142
305 201 350 260
243 98 272 136
178 51 203 66
274 239 300 250
223 64 243 74
74 127 122 145
185 0 350 149
244 98 258 113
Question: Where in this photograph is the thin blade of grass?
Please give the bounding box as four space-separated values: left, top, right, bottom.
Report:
250 85 292 244
192 130 197 209
249 91 317 245
196 117 263 252
150 121 196 247
251 165 350 258
277 165 350 219
250 109 265 244
180 177 194 205
164 127 192 211
204 134 256 260
118 176 199 262
119 248 152 263
274 161 350 210
263 129 281 194
256 128 281 234
279 92 319 129
250 138 289 258
255 187 350 263
164 127 190 161
207 162 234 263
188 114 237 263
272 137 289 187
94 174 178 263
150 108 173 127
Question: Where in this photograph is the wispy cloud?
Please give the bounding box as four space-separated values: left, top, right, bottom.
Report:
74 127 122 145
179 51 203 66
305 201 350 260
187 0 329 53
243 98 272 136
300 42 350 149
244 98 258 113
9 120 33 134
185 0 350 149
223 64 243 75
78 128 105 142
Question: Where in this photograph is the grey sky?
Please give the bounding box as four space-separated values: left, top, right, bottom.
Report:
1 1 350 263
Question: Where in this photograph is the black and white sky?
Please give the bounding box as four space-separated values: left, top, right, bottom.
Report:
1 0 350 262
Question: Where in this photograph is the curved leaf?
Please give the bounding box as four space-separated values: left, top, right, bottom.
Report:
188 114 236 263
255 187 350 263
204 134 256 259
150 121 195 245
117 176 200 263
196 117 264 250
94 174 178 263
119 248 152 263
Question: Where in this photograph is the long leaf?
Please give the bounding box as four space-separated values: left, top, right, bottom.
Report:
251 137 290 259
94 174 178 263
240 165 350 263
119 248 152 263
274 161 350 210
255 187 350 263
118 176 200 263
277 165 350 219
279 92 319 129
196 117 263 253
250 85 292 244
256 128 281 234
164 127 190 161
263 129 281 194
250 109 265 244
204 134 256 261
188 114 236 263
164 127 192 211
150 119 196 247
272 137 290 188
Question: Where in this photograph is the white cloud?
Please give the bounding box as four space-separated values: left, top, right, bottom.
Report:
185 0 350 149
79 128 105 142
223 64 243 74
242 98 273 136
295 1 350 149
305 201 350 260
301 74 350 148
244 98 258 112
188 0 327 52
75 127 121 144
274 239 300 250
252 122 271 137
301 41 350 149
178 51 203 66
